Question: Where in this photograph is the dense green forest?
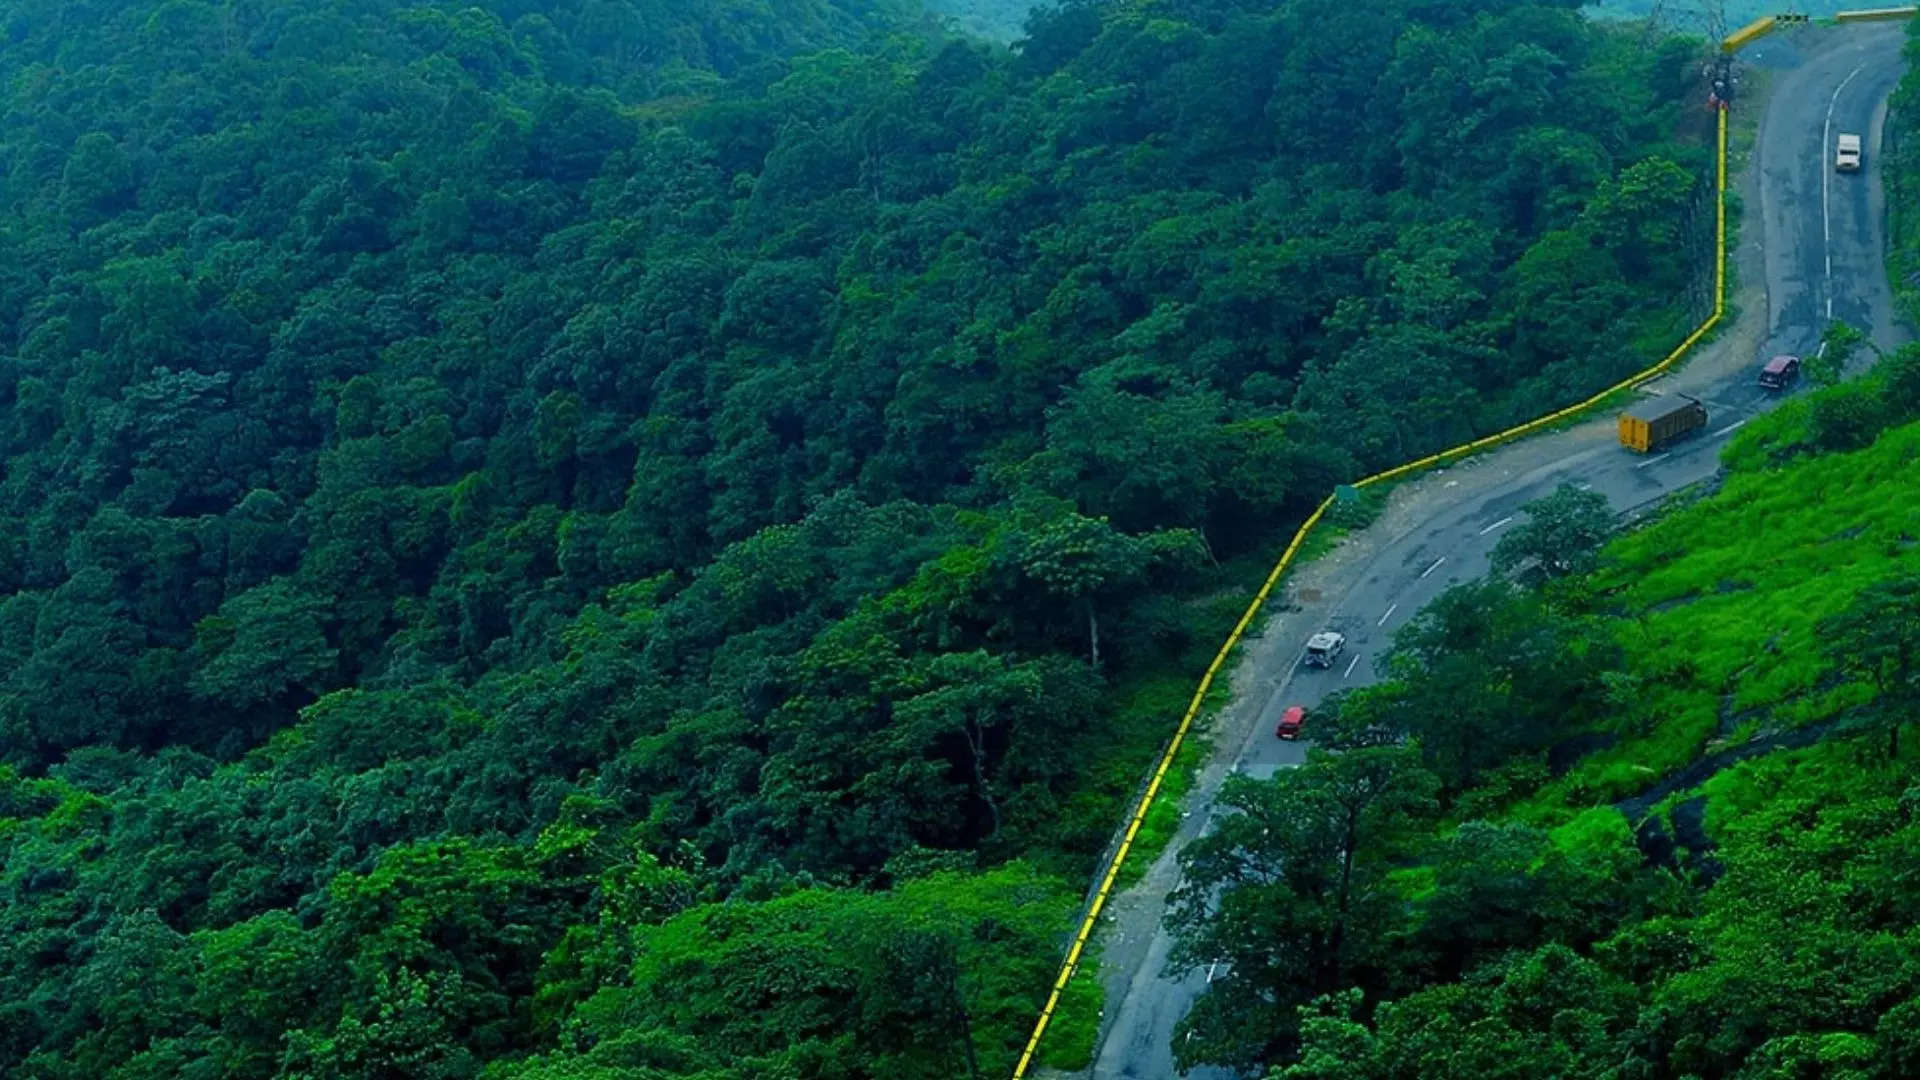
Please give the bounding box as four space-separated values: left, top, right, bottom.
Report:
1166 341 1920 1073
0 0 1718 1077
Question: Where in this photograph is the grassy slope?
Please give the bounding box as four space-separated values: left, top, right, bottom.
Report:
1514 409 1920 826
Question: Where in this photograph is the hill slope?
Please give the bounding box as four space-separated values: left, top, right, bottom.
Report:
1165 346 1920 1075
0 2 1718 1078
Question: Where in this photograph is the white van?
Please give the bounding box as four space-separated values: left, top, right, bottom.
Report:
1836 133 1862 172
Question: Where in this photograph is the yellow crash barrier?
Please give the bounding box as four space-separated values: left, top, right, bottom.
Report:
1723 16 1777 52
1834 7 1919 22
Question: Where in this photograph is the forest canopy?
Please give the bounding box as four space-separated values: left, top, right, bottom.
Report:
0 1 1716 1077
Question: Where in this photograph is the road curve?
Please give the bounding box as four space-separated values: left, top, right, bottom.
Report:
1083 22 1911 1080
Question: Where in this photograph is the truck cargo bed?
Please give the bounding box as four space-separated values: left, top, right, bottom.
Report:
1619 395 1708 453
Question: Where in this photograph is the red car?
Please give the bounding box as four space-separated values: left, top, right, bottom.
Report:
1759 354 1800 391
1276 705 1306 740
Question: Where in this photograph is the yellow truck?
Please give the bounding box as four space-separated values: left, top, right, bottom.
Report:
1619 395 1708 454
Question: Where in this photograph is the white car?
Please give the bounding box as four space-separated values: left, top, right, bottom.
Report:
1303 631 1346 669
1836 132 1861 172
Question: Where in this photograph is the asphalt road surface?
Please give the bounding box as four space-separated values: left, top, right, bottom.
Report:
1085 23 1911 1080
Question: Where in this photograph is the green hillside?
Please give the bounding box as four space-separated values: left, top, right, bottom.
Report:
0 0 1726 1078
1168 347 1920 1075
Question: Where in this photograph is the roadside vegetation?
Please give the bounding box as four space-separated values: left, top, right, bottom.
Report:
1168 343 1920 1076
0 1 1722 1078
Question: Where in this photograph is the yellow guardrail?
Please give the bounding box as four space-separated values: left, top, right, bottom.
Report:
1835 7 1919 23
1724 16 1779 53
1007 490 1334 1078
1009 90 1738 1080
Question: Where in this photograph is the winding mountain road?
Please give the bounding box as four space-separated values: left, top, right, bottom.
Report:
1081 22 1912 1080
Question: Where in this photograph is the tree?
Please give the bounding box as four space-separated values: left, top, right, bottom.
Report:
1578 156 1698 285
60 132 136 224
278 968 478 1080
1026 384 1231 536
1878 342 1920 417
891 650 1088 844
1378 578 1616 789
1267 991 1377 1080
1409 817 1660 983
1807 379 1890 452
525 863 1070 1079
998 498 1202 668
1167 747 1438 1070
859 927 982 1080
189 911 333 1073
1803 319 1861 387
60 910 198 1077
190 580 339 717
1817 573 1920 758
1490 482 1615 581
1507 228 1636 379
1277 946 1640 1080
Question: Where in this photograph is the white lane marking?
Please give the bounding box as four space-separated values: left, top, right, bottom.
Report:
1419 556 1445 579
1635 452 1671 469
1343 654 1360 678
1823 62 1868 321
1377 603 1397 627
1206 961 1219 983
1713 419 1749 437
1478 516 1514 536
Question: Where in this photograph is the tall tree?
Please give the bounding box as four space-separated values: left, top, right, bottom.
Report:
1818 573 1920 757
1491 482 1615 582
1167 748 1438 1070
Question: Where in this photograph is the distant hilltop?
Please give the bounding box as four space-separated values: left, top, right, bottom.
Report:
938 1 1873 44
1587 0 1860 26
